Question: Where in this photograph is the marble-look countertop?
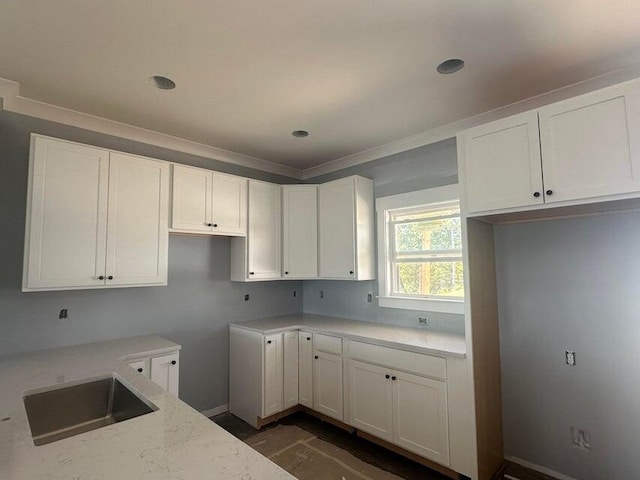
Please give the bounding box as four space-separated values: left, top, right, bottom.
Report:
230 314 467 358
0 335 295 480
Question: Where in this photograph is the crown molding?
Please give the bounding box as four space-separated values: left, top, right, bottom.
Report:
4 63 640 183
0 78 303 180
301 64 640 180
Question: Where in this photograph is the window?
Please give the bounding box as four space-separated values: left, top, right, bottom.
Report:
376 184 464 314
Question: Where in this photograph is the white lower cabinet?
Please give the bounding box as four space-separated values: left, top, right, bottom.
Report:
347 342 450 466
393 371 449 465
348 360 393 441
298 331 314 408
313 351 343 421
283 331 299 409
263 333 284 417
128 350 180 396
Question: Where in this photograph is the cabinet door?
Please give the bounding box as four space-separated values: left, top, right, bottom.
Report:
248 180 281 280
24 136 109 290
211 172 247 236
298 331 314 408
460 111 544 213
128 359 150 378
150 352 180 396
263 333 284 417
171 165 212 232
318 177 356 279
283 331 299 409
105 152 169 286
392 371 449 465
539 82 640 203
348 360 393 442
313 351 343 421
282 185 318 279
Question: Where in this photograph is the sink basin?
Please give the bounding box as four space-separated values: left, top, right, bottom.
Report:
23 374 157 446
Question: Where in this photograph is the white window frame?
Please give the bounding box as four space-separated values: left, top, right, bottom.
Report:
376 184 464 314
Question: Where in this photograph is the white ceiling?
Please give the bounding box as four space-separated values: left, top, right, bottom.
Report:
1 1 640 171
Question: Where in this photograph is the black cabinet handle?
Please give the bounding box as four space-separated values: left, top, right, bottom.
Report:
349 270 354 274
306 337 311 341
391 376 397 381
213 223 218 227
267 340 272 344
314 355 319 359
171 360 177 365
98 275 104 280
533 192 540 198
385 374 390 379
284 271 289 275
207 223 213 226
107 276 113 280
546 190 553 196
137 368 143 373
249 272 255 275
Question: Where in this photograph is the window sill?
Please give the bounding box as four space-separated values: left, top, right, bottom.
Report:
378 296 465 314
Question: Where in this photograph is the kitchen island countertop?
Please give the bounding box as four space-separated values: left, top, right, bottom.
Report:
0 335 294 480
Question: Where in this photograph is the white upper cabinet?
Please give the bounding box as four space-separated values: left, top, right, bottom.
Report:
231 180 281 281
318 175 375 280
538 82 640 204
23 135 169 291
282 185 318 279
459 80 640 215
460 111 543 213
105 152 169 286
171 164 247 236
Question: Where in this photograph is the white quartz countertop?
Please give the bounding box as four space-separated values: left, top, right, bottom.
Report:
0 335 295 480
230 314 467 358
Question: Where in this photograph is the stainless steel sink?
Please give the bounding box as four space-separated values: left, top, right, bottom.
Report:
23 374 157 446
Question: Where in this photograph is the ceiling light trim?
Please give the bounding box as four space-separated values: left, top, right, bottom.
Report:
0 77 303 180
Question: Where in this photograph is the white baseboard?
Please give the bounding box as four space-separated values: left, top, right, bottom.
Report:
505 456 578 480
200 404 229 418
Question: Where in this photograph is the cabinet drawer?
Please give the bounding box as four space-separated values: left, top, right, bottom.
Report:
313 333 342 355
348 341 446 381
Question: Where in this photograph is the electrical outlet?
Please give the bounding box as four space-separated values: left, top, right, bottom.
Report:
570 427 591 450
244 294 250 301
319 290 324 299
58 309 68 319
566 351 576 366
417 317 429 326
367 293 372 303
293 290 297 297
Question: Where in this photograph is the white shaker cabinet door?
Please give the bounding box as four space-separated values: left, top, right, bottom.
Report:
318 177 356 279
211 172 247 236
313 351 343 421
460 111 544 214
23 136 110 290
348 360 393 442
392 371 449 465
247 180 281 280
128 359 150 378
539 82 640 204
150 352 180 396
171 164 212 232
263 333 284 417
283 331 299 409
298 331 314 408
282 185 318 279
105 152 169 287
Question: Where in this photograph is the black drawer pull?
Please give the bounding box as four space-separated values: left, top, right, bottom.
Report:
171 360 177 365
137 368 143 373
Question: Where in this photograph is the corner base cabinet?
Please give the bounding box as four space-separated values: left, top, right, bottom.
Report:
127 350 180 396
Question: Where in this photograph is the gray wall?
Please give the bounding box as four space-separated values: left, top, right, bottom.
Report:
495 211 640 479
0 111 302 412
303 139 465 335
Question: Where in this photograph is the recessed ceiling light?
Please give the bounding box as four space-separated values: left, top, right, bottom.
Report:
292 130 309 138
149 75 176 90
436 59 464 74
